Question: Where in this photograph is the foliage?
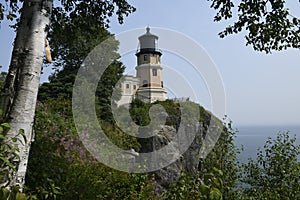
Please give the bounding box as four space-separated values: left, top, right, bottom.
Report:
53 0 135 27
129 98 152 126
201 167 224 200
0 124 27 181
163 118 300 200
0 186 33 200
24 99 72 199
201 118 241 199
96 59 125 122
165 169 223 200
0 0 18 22
37 12 133 150
3 1 300 54
0 121 15 184
240 132 300 199
209 0 300 53
0 72 7 90
38 13 123 100
0 0 135 26
38 13 125 124
0 72 30 199
153 100 181 128
22 94 300 199
129 99 205 130
0 0 135 193
25 98 155 199
164 172 204 199
26 97 234 199
0 118 34 199
3 0 300 54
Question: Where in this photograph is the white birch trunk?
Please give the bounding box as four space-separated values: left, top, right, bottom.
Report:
1 0 52 190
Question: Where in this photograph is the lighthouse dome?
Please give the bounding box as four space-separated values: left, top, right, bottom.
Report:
136 27 161 56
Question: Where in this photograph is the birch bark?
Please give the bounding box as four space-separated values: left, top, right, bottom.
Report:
1 0 52 190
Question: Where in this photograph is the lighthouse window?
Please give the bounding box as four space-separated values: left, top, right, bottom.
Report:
144 55 148 61
143 80 148 87
152 69 157 76
126 84 129 89
133 85 136 90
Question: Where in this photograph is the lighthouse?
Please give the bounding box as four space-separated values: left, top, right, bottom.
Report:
135 27 167 103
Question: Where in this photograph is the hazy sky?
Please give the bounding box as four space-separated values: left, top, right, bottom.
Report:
1 0 300 126
109 0 300 126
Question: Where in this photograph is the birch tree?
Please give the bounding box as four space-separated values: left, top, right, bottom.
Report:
0 0 53 190
0 0 135 191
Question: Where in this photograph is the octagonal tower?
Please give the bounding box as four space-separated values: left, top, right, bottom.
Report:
135 27 167 103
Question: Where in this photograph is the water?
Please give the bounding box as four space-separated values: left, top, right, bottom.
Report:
234 125 300 163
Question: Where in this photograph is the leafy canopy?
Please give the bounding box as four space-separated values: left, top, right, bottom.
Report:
2 1 300 53
241 132 300 199
0 0 135 26
209 0 300 53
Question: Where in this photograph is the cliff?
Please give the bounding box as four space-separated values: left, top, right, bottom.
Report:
128 99 224 193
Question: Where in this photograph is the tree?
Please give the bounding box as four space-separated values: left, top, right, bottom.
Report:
0 0 135 191
1 0 299 193
24 98 152 199
0 0 53 191
38 13 125 122
209 0 300 53
241 132 300 199
37 14 120 101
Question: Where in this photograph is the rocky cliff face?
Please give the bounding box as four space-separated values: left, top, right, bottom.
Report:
137 105 223 193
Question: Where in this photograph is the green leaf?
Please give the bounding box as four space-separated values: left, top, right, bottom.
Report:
16 192 27 200
0 187 10 199
7 14 14 20
19 129 27 143
0 157 14 169
1 123 10 129
8 13 17 18
209 188 222 200
10 186 21 199
199 184 210 195
204 173 214 183
212 167 223 177
211 177 221 188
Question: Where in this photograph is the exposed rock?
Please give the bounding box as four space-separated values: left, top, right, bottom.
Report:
137 111 223 194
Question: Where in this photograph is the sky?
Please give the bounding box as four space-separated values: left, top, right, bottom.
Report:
1 0 300 126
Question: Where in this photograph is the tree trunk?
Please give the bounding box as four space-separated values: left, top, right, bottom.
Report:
1 0 52 190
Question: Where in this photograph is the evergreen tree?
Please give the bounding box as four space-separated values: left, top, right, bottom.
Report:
38 13 125 122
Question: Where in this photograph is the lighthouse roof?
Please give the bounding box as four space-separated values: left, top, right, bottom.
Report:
138 27 159 40
136 27 161 56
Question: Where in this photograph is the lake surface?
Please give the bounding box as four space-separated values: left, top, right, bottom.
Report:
234 125 300 163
